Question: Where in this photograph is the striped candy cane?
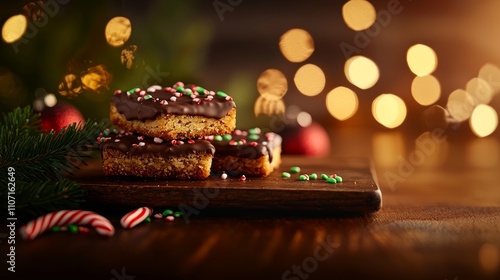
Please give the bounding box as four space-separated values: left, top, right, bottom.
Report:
120 207 153 229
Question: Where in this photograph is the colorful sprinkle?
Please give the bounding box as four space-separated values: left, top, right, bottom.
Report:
221 172 228 180
217 91 228 98
321 174 329 180
144 94 153 100
195 86 205 94
127 87 139 95
137 97 144 102
154 137 164 144
335 176 343 183
176 86 184 92
290 166 301 173
309 173 318 180
248 127 261 135
78 226 90 234
147 85 162 92
249 141 258 147
188 139 195 144
170 96 177 102
222 134 232 141
145 217 151 223
240 175 246 181
51 226 61 232
68 224 78 234
162 209 173 216
160 100 168 105
138 142 145 147
139 90 146 96
173 211 182 217
248 134 259 140
282 172 291 178
165 216 175 222
214 135 223 141
326 177 337 184
114 89 122 95
299 175 308 181
154 213 163 219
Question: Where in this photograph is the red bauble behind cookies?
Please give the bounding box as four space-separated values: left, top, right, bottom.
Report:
282 122 330 157
38 101 85 133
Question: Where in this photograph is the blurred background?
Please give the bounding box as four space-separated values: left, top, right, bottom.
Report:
1 0 500 172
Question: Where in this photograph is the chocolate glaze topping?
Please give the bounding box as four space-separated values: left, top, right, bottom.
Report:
206 128 282 162
112 82 236 121
99 129 215 157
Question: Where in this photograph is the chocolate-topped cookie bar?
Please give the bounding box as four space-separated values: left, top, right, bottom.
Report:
99 130 215 179
110 82 236 140
207 128 282 177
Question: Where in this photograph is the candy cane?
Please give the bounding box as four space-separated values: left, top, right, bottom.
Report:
120 207 153 229
19 210 115 240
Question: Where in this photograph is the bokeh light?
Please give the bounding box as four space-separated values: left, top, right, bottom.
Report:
44 94 57 108
121 45 139 69
466 77 493 105
344 56 379 90
254 96 285 116
406 44 438 76
479 63 500 94
342 0 376 31
325 86 359 121
372 94 407 128
470 104 498 137
105 16 132 47
257 69 288 101
58 74 83 97
372 132 406 169
294 64 325 96
1 14 28 43
447 89 475 121
297 111 312 127
279 29 314 63
411 75 441 106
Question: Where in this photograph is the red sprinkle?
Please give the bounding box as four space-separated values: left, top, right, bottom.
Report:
188 139 195 144
229 140 237 146
330 174 337 178
114 90 122 95
78 227 90 234
239 175 246 181
165 216 175 222
249 141 258 147
234 130 242 135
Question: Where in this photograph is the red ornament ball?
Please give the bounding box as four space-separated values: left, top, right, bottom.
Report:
282 122 330 157
38 101 85 133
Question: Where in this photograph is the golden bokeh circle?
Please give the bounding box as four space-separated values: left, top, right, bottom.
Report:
411 75 441 106
479 63 500 94
1 14 28 43
447 89 475 122
325 86 359 121
470 104 498 138
294 64 325 96
407 44 438 76
256 69 288 101
105 16 132 47
342 0 377 31
372 94 407 128
344 55 380 90
279 29 315 63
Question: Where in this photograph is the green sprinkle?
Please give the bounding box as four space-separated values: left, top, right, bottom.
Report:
184 90 192 97
145 217 151 223
335 176 343 183
196 87 205 94
248 127 261 135
248 134 259 140
127 87 139 95
144 94 153 100
282 172 291 178
214 135 223 141
237 140 243 145
290 166 301 173
326 177 337 184
217 91 228 98
321 174 329 180
103 130 110 136
299 175 308 181
51 226 61 232
222 134 232 141
112 128 119 134
176 86 184 92
162 209 173 216
173 211 182 217
309 173 318 180
68 224 78 234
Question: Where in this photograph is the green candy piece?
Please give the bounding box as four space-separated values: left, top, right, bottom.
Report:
214 135 223 141
144 94 153 100
326 177 337 184
127 87 139 95
282 172 291 178
103 130 110 136
248 128 261 135
248 134 259 140
145 217 151 223
309 173 318 180
222 134 232 141
112 128 119 134
290 166 301 173
173 211 182 217
51 226 61 232
162 209 173 216
176 86 184 92
321 174 329 180
335 176 343 183
217 91 228 97
299 175 308 181
237 140 243 145
196 87 205 94
68 224 78 234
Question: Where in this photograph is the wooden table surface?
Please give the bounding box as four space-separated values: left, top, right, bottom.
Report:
4 128 500 280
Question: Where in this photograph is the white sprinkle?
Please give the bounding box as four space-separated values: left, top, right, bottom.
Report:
139 142 145 146
165 216 175 222
154 213 163 219
137 136 144 140
137 97 143 101
184 88 193 95
139 90 146 96
170 96 177 102
114 139 121 142
221 173 228 180
160 100 168 105
147 85 162 92
154 137 164 143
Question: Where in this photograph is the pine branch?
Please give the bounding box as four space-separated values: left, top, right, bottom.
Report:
0 106 40 157
3 179 87 218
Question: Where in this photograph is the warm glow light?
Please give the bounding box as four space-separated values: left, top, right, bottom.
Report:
105 16 132 47
325 86 359 121
121 45 138 69
466 77 493 105
479 244 500 275
80 65 112 94
411 75 441 106
372 94 407 128
407 44 438 76
344 56 379 90
294 64 325 96
447 89 475 122
257 69 288 100
372 132 406 169
297 111 312 127
254 96 285 116
1 14 28 43
470 104 498 138
467 138 499 168
279 29 314 63
479 63 500 94
342 0 376 31
44 94 57 108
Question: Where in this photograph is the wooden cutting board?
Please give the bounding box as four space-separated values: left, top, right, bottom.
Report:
76 156 382 213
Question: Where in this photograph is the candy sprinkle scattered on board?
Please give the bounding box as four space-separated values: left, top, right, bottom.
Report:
282 172 291 178
290 166 301 173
